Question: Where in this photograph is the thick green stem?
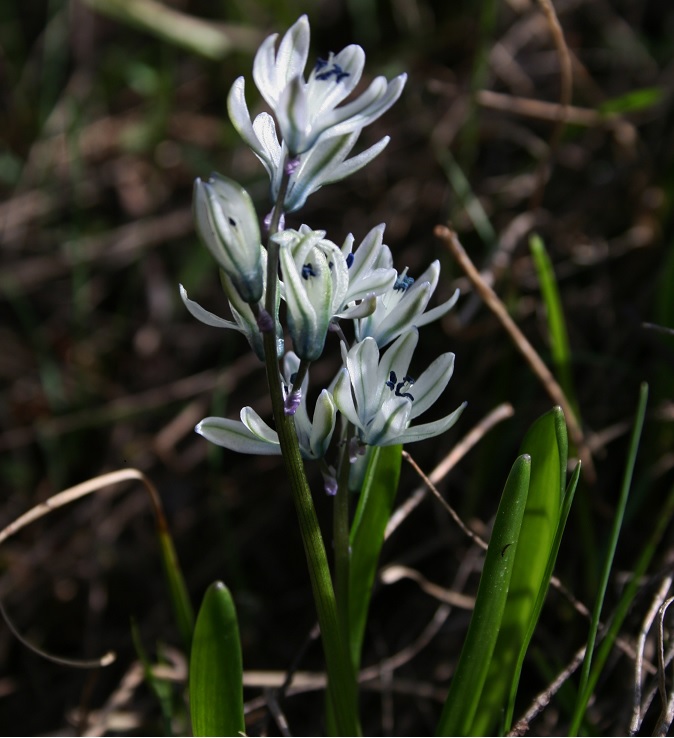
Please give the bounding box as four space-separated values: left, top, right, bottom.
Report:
261 165 360 736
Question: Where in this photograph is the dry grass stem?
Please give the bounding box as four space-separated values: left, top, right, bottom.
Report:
385 403 514 538
630 575 673 734
436 224 595 482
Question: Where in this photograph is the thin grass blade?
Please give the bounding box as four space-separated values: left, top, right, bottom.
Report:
436 454 531 736
569 382 649 735
190 581 245 737
529 234 578 413
157 526 195 650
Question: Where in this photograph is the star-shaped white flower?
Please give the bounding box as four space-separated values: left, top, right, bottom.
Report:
333 328 466 447
227 15 406 208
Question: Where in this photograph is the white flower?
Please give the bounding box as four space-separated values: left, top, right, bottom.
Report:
355 261 460 347
227 15 406 206
193 173 264 304
238 112 391 212
333 329 466 447
339 223 397 316
196 352 336 460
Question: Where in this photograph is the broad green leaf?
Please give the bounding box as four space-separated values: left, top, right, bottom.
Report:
190 582 244 737
349 444 402 668
436 454 531 736
504 458 581 731
469 407 567 735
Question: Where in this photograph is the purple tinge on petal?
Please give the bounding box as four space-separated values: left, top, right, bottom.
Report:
322 467 338 496
256 307 274 333
284 388 302 415
263 209 286 234
348 436 366 463
285 156 301 176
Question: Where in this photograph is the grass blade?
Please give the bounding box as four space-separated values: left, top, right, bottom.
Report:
436 454 531 736
569 382 649 735
349 444 402 668
529 234 578 413
190 581 244 737
157 525 195 651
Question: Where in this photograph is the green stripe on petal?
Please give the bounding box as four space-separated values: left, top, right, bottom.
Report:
240 407 280 445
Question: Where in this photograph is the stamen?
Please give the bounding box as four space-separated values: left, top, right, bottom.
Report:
395 375 415 401
385 371 397 391
393 274 415 292
345 253 354 268
316 61 351 83
302 263 317 280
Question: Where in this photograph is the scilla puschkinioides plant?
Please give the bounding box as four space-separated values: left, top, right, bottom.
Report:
182 16 466 735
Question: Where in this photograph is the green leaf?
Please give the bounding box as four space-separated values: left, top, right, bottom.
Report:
529 235 578 415
157 526 195 651
469 407 567 735
436 454 531 736
190 582 244 737
349 444 402 669
598 87 663 114
504 458 581 731
570 383 649 735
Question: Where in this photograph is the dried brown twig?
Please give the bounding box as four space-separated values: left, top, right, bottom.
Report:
435 224 596 482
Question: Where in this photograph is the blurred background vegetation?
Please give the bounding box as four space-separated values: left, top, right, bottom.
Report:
1 0 673 734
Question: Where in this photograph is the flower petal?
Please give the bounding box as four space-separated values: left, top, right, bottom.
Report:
373 281 432 346
390 402 467 445
408 352 455 419
253 15 310 108
309 389 337 459
179 285 240 331
333 367 361 428
196 416 280 455
240 407 280 445
347 337 381 422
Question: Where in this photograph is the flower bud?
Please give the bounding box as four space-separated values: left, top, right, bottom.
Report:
193 173 264 304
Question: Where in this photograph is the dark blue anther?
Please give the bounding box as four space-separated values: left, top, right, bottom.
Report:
316 62 351 82
395 375 415 401
346 253 354 268
315 57 328 71
302 263 317 280
393 274 415 292
385 371 397 391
